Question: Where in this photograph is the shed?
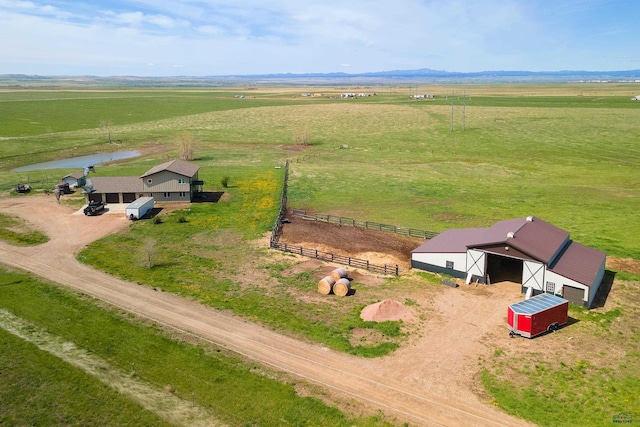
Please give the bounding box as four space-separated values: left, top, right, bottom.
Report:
507 293 569 338
62 171 86 188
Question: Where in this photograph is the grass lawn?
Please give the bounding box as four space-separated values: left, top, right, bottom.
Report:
0 268 396 427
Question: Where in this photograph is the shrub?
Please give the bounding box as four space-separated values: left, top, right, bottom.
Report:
221 176 230 188
153 216 163 225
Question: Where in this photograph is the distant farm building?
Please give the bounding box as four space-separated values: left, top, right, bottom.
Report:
410 94 435 99
411 216 606 308
87 159 203 204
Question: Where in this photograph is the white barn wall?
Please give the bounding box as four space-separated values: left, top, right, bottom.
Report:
544 270 588 300
411 252 467 277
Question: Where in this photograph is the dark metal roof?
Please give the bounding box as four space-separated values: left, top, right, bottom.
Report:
549 241 606 287
509 293 568 315
412 228 487 254
140 159 199 178
467 216 569 264
90 176 143 193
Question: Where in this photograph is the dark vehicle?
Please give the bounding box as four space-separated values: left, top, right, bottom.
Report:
55 182 72 194
83 201 106 216
15 184 31 193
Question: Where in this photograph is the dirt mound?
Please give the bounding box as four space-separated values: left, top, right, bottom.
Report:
360 299 415 323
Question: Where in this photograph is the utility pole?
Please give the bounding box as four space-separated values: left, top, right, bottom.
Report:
462 90 466 132
450 91 454 132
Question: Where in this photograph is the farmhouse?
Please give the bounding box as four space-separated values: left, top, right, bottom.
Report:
87 159 203 204
411 216 606 308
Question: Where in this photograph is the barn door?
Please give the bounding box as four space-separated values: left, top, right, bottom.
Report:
466 250 485 279
522 261 544 291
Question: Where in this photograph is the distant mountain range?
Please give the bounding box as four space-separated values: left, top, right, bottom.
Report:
2 68 640 87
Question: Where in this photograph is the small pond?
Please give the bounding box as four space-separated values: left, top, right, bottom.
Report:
12 151 141 172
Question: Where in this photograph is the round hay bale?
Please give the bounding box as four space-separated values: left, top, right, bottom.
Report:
333 278 351 297
330 267 348 281
318 276 335 295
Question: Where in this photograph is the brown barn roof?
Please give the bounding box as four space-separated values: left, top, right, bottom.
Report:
141 159 199 178
468 217 570 264
412 228 487 254
549 241 606 287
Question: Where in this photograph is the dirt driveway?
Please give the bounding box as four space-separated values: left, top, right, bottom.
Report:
0 194 534 427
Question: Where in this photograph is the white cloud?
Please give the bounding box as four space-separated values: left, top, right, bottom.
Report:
0 0 638 75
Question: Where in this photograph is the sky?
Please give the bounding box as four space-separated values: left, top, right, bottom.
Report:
1 0 639 76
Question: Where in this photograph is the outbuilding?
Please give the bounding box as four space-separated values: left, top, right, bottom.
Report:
411 216 606 308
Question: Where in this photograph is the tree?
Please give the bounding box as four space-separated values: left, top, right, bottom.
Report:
141 238 157 269
177 132 195 161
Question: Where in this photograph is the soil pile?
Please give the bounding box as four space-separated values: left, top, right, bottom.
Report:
360 299 415 323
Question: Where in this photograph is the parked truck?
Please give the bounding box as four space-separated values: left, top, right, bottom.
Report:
83 201 106 216
125 196 154 220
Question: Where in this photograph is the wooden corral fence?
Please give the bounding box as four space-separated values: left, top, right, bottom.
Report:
291 209 438 240
270 241 401 276
270 161 289 243
269 161 403 276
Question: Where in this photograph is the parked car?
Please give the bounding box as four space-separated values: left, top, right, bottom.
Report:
83 201 106 216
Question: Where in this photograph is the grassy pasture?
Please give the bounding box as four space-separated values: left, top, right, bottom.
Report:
0 268 395 427
1 84 640 426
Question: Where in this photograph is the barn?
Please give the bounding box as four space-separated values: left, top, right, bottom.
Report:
411 216 606 308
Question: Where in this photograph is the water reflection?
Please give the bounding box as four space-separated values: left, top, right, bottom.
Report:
12 151 141 172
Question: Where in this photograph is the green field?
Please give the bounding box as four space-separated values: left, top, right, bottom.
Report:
1 84 639 426
2 85 638 257
0 268 394 427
